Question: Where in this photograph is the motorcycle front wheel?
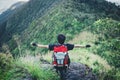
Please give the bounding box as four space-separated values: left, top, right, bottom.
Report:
58 67 67 80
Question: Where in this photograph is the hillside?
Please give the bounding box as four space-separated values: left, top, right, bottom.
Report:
0 0 60 53
0 1 26 24
0 0 120 80
0 0 120 54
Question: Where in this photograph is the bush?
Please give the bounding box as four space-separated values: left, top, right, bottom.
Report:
0 53 13 71
16 55 60 80
0 53 13 79
90 18 120 79
91 18 120 68
104 68 120 80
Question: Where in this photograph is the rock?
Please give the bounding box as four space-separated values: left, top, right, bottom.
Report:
65 62 98 80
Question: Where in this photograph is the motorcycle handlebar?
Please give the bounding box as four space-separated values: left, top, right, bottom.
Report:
31 43 37 47
86 45 91 48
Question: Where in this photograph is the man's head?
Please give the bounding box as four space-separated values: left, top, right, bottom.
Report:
57 34 66 44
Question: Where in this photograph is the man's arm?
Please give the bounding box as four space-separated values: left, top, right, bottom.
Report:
37 44 48 48
31 43 48 48
74 44 91 48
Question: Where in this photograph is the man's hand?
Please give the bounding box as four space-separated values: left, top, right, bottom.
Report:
86 45 91 48
31 43 37 46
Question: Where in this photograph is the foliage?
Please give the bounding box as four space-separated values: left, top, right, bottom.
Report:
4 66 31 80
0 53 13 70
90 18 120 80
0 54 59 80
0 0 120 80
103 68 120 80
91 18 120 68
0 0 120 56
15 55 60 80
0 53 13 79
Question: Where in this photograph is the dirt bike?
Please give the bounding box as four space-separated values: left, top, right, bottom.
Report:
53 52 69 80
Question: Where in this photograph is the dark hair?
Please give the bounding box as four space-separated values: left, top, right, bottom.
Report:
57 34 66 44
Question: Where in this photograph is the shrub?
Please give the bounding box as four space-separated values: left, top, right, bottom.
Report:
16 55 60 80
0 53 13 79
0 53 13 71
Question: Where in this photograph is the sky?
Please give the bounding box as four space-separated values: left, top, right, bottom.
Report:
106 0 120 5
0 0 29 14
0 0 120 14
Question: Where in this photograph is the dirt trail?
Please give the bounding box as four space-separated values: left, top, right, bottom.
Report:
40 61 98 80
65 62 97 80
20 56 98 80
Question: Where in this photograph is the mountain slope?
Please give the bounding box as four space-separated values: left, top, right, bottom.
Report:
0 0 120 80
0 0 61 53
0 0 120 55
0 1 26 24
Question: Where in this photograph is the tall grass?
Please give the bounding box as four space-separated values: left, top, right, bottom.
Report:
42 31 112 80
1 54 60 80
15 55 60 80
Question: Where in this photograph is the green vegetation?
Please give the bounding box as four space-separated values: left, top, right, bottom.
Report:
90 18 120 80
0 0 120 80
91 18 120 67
1 0 120 55
15 55 59 80
0 53 59 80
0 53 13 79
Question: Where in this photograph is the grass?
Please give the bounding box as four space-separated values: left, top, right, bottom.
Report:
69 31 112 79
15 55 60 80
1 54 60 80
42 31 112 80
68 31 97 44
43 48 111 71
42 46 112 80
0 31 113 80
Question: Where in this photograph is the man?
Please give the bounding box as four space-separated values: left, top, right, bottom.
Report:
32 34 90 66
32 34 90 48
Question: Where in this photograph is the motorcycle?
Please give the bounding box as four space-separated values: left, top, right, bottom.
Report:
31 43 91 80
53 52 69 80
